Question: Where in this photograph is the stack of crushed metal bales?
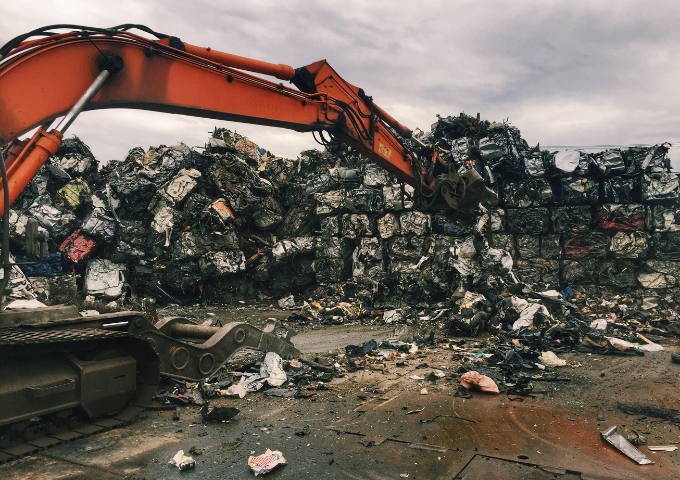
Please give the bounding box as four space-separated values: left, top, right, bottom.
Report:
6 114 678 307
428 116 680 293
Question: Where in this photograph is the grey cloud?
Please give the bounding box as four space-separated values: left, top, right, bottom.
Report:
1 0 679 165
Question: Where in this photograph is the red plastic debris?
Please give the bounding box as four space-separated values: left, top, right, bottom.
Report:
59 229 96 263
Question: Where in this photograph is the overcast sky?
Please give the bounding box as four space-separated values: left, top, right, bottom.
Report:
2 1 679 166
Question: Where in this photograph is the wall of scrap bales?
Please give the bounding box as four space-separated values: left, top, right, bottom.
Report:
6 115 679 307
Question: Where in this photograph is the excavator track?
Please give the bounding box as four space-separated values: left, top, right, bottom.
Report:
0 327 159 465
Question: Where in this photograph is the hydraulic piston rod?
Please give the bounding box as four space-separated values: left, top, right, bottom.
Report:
54 69 111 134
0 65 117 216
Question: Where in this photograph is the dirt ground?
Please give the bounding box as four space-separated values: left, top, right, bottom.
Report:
3 308 680 479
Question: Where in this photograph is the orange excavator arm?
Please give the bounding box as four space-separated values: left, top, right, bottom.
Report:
0 25 491 216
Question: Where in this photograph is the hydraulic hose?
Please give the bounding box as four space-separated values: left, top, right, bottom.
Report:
0 149 10 306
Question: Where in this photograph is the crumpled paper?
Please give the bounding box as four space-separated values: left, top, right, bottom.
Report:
460 371 500 394
261 352 287 387
538 351 567 367
169 450 195 471
248 448 287 476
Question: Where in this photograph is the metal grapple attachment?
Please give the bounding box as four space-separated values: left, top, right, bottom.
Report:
127 316 301 381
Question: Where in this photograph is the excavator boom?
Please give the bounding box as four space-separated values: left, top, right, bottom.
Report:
0 25 492 216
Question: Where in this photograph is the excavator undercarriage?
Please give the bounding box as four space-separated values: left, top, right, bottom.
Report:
0 307 299 463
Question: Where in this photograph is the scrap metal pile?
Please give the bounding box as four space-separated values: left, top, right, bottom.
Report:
5 114 680 348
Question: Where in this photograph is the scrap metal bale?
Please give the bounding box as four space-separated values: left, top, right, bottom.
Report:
641 172 680 202
597 260 640 288
29 194 76 238
549 150 590 177
260 157 296 188
560 177 600 205
342 214 373 238
602 176 641 203
564 233 608 260
352 237 385 282
541 234 562 260
551 206 592 234
110 242 146 264
489 208 506 232
610 231 648 258
479 136 505 161
329 167 362 190
312 257 351 284
491 233 516 257
55 178 91 211
149 168 201 211
234 135 264 166
432 213 476 236
108 172 157 216
502 178 553 207
55 137 99 182
506 208 550 235
450 137 473 168
479 127 522 175
645 205 680 232
625 144 671 175
650 232 680 260
377 213 400 239
591 150 626 178
523 150 546 178
303 167 361 197
117 220 148 249
362 164 394 187
345 187 384 214
272 237 317 263
597 204 645 231
382 184 414 211
84 259 126 298
515 235 540 259
269 254 316 293
320 215 341 238
422 235 463 293
160 260 203 294
314 189 345 215
158 142 197 175
251 195 284 231
150 206 179 247
317 237 353 259
514 259 559 288
385 235 431 262
198 250 246 276
637 260 680 289
251 255 271 282
400 211 431 236
172 230 240 261
561 258 600 285
81 210 117 243
277 197 318 237
60 229 96 264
